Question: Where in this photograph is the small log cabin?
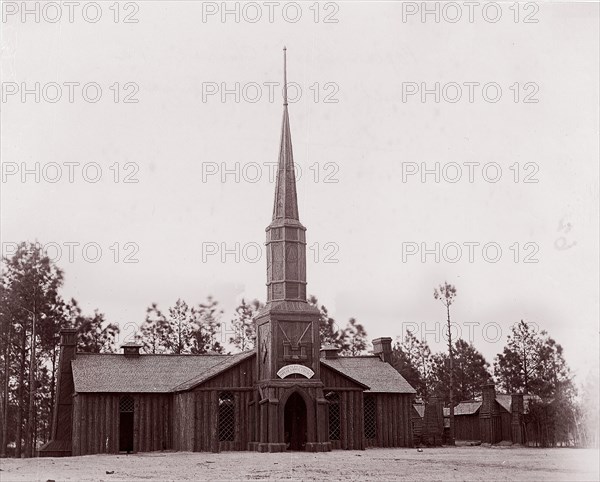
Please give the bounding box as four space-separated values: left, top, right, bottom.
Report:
413 381 542 445
39 49 416 457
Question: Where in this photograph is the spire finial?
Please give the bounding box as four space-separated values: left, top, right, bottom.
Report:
283 46 288 106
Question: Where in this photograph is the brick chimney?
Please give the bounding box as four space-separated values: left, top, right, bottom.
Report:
422 396 444 446
372 337 392 364
122 342 142 358
482 380 496 400
320 345 339 359
511 393 524 444
479 380 498 444
480 380 498 417
39 328 77 456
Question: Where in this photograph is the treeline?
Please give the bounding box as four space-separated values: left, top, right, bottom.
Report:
133 295 370 355
392 288 599 449
0 243 120 458
0 243 372 457
1 243 597 457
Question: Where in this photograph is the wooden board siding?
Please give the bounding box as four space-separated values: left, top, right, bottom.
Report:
455 414 481 441
173 356 256 452
72 394 117 456
215 390 254 452
321 364 364 450
480 415 503 444
173 392 195 451
411 407 423 443
320 364 365 390
480 400 511 444
500 411 512 441
177 389 254 453
72 393 172 456
365 394 414 448
134 394 173 452
329 390 364 450
321 366 413 450
199 355 255 390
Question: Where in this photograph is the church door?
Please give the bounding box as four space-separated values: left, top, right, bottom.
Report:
284 392 307 451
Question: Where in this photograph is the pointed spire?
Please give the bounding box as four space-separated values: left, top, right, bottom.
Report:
272 47 299 221
283 46 288 106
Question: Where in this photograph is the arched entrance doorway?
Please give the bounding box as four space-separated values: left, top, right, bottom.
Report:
284 392 307 451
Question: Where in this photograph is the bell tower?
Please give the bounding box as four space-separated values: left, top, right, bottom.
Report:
251 48 330 452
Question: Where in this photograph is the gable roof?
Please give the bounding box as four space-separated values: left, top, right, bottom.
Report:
413 404 425 418
72 351 417 394
442 394 543 417
453 400 482 416
494 393 542 414
172 351 255 391
72 351 255 393
496 394 512 413
320 356 416 394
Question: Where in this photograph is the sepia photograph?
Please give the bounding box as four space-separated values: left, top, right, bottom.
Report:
1 1 599 480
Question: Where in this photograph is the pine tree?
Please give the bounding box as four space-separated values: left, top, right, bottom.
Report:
495 320 577 446
193 296 224 354
494 320 572 398
229 299 262 352
391 331 433 399
139 303 168 354
429 339 491 403
308 295 342 347
67 301 119 354
339 318 369 356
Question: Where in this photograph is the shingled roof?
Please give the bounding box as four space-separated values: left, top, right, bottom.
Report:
72 351 417 394
171 351 255 391
441 394 543 418
495 394 512 413
72 351 255 393
320 356 416 394
452 400 482 416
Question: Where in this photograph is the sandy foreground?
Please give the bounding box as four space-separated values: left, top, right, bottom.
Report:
1 446 598 481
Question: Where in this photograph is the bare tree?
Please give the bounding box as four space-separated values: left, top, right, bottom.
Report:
434 281 457 445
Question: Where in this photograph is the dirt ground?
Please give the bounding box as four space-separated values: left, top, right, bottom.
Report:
1 446 598 481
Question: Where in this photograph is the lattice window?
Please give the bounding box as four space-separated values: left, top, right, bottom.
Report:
326 392 341 441
364 394 377 439
218 392 235 442
119 395 134 413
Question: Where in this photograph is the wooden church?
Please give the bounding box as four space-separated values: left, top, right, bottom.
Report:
39 49 416 457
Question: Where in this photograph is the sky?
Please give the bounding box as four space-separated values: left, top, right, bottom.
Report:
1 1 598 386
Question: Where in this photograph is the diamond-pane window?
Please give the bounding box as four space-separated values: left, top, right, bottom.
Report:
326 392 341 441
364 394 377 439
218 392 235 442
119 395 134 413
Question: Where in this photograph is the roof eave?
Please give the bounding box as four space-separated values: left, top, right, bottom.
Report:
171 351 257 393
320 360 370 390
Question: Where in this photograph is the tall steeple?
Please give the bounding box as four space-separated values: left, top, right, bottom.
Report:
265 48 307 303
254 49 322 407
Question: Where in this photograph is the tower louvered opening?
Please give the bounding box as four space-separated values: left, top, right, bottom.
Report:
218 391 235 442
